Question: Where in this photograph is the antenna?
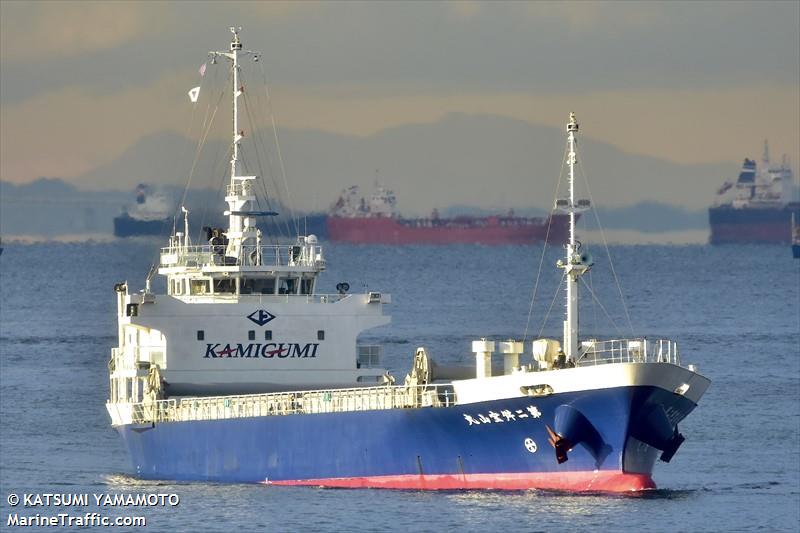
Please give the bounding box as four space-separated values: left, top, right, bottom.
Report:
181 206 190 247
144 264 157 294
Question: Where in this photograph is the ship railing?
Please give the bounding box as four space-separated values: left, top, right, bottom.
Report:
129 399 177 424
172 292 354 304
108 348 138 373
159 244 322 270
127 384 457 424
226 182 252 197
576 338 680 366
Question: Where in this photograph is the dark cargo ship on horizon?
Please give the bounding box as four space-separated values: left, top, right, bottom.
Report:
113 184 172 238
709 142 799 244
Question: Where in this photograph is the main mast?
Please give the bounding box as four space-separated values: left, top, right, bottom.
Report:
209 27 261 261
556 112 592 359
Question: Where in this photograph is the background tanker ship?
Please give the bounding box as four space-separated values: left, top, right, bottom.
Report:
327 185 569 245
709 142 799 244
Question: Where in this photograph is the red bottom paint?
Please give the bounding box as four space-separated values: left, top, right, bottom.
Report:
267 471 656 492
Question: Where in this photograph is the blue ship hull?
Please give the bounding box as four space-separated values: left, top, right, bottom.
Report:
709 202 800 244
113 214 170 238
116 385 697 491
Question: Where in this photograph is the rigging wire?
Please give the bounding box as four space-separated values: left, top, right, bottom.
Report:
177 80 207 215
175 60 228 243
239 73 292 243
197 136 233 242
198 124 227 236
522 143 569 343
257 61 299 239
587 267 598 334
579 276 623 337
185 87 227 242
578 206 599 334
201 57 247 242
537 271 568 339
238 71 277 241
208 144 233 238
145 65 209 277
575 151 635 336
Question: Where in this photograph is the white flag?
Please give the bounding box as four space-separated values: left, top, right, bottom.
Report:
188 86 200 103
198 63 207 77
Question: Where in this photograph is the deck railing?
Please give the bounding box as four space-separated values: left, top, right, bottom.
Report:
160 243 323 270
576 338 680 366
127 384 457 425
163 292 350 304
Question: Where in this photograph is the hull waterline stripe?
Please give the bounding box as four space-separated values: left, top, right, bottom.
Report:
265 471 656 492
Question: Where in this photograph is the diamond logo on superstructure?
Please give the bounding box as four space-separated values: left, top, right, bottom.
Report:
247 309 276 326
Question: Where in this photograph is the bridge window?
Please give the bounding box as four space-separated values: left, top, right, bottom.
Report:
190 279 210 295
241 277 275 295
317 330 325 340
279 277 298 295
248 330 255 340
197 330 204 340
264 330 272 340
300 278 314 295
213 279 235 294
170 279 184 295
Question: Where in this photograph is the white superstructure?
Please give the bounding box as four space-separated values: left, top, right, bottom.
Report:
108 28 391 411
331 184 397 218
124 184 172 222
717 140 795 208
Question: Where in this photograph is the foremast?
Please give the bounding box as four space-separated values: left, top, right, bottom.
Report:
556 113 592 359
209 26 263 261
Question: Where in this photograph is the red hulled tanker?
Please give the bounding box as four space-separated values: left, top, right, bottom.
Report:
327 185 570 245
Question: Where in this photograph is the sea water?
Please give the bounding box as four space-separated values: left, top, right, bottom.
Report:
1 241 798 532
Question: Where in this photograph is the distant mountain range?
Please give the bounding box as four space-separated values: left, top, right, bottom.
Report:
66 113 733 210
2 112 735 240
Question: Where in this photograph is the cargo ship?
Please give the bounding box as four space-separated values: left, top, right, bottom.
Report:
113 184 173 238
107 29 709 492
709 142 799 244
328 185 569 245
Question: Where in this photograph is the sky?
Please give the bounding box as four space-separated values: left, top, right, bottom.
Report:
1 0 798 208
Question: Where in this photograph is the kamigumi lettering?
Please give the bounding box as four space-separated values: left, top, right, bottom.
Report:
203 342 319 359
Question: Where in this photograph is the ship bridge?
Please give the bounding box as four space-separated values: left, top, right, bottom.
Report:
158 233 326 299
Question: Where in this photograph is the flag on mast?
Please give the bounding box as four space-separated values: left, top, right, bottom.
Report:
199 63 207 77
